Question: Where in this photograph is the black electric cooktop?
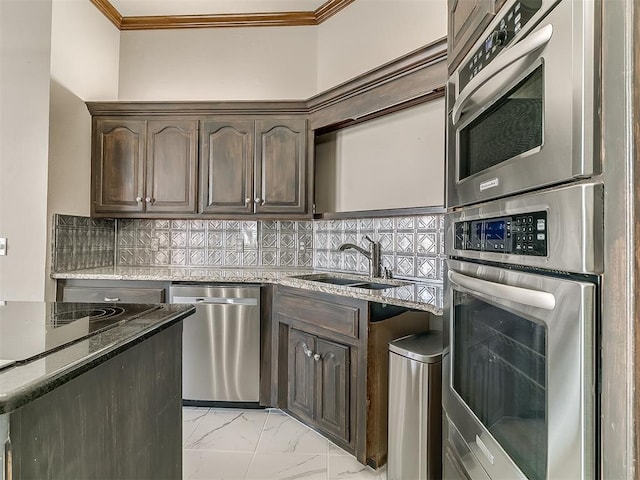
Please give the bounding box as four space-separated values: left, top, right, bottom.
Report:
0 302 160 370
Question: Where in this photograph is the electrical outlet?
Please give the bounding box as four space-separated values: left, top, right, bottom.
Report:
299 240 305 251
0 238 6 256
236 238 244 252
151 238 160 252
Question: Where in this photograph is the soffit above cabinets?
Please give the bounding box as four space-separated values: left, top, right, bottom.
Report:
91 0 357 30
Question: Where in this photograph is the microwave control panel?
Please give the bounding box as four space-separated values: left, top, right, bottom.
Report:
459 0 543 91
454 211 548 256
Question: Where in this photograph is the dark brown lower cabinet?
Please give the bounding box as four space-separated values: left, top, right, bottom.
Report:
288 329 351 445
272 285 433 469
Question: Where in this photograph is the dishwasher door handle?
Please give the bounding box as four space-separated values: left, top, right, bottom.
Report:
172 296 258 306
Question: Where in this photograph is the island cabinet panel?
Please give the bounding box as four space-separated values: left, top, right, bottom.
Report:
200 120 254 214
9 322 183 479
93 119 146 213
146 120 198 214
92 117 199 216
255 119 307 214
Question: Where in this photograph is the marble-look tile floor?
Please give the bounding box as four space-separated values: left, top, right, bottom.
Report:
183 407 387 480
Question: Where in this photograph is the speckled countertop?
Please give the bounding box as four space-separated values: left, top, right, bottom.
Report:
0 302 195 414
52 266 443 315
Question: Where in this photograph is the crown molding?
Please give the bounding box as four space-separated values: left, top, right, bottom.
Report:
91 0 356 30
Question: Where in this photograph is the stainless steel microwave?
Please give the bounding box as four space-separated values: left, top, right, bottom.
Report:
446 0 600 208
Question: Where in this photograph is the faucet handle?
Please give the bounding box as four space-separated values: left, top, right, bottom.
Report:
382 267 392 279
363 235 375 244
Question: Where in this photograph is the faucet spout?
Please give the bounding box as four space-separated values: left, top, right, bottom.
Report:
337 236 382 277
337 243 371 259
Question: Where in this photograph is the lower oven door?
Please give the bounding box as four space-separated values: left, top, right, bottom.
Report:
443 259 596 480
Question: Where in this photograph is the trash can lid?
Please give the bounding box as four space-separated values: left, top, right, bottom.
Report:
389 331 443 363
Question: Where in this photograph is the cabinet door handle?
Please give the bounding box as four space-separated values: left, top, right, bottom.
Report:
136 196 142 202
313 354 321 362
104 297 120 302
254 197 261 204
245 197 251 205
302 343 313 357
145 197 155 204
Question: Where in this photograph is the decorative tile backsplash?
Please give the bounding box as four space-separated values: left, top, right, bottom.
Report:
116 219 314 269
52 213 445 283
52 214 115 272
313 215 444 282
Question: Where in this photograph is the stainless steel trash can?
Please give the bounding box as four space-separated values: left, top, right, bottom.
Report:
388 331 443 480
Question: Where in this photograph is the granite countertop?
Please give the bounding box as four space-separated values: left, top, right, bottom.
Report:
0 302 195 414
52 266 443 315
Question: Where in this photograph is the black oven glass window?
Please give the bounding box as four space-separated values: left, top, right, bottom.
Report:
459 65 543 180
453 291 547 480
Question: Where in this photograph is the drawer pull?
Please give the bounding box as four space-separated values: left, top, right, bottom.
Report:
302 343 313 357
313 354 321 362
104 297 121 302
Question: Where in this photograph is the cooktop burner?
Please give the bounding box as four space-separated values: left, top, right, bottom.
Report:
0 302 160 370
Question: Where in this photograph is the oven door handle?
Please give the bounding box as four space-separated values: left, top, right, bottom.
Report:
451 23 553 125
448 270 556 310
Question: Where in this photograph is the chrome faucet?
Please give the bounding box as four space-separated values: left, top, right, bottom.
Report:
338 235 382 278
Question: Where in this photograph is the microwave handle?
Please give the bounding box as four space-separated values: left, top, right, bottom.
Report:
451 24 553 125
448 270 556 310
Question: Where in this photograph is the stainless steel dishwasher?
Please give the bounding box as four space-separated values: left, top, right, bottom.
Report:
170 284 260 405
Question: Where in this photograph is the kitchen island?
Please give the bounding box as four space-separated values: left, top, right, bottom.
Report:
0 301 195 479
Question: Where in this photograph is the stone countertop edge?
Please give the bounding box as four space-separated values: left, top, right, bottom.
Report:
52 267 443 316
0 305 195 414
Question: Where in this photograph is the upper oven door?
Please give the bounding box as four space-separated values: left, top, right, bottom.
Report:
446 0 599 207
443 259 596 480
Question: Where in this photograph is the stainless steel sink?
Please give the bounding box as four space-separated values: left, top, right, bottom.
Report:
298 275 397 290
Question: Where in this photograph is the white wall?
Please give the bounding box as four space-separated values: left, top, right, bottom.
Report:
0 0 53 301
315 98 445 211
118 27 317 100
317 0 447 91
45 0 120 300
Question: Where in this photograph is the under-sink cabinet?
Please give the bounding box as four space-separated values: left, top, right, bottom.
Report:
271 284 432 469
288 328 351 444
92 118 199 216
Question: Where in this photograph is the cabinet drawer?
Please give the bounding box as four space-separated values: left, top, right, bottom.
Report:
275 292 360 339
62 286 165 304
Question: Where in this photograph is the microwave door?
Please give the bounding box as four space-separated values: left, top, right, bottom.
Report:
451 24 553 126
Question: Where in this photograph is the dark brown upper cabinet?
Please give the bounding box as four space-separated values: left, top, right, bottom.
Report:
448 0 498 72
200 118 308 216
200 120 254 214
92 117 198 216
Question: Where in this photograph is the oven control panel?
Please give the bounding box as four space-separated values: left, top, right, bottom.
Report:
459 0 542 91
454 211 547 256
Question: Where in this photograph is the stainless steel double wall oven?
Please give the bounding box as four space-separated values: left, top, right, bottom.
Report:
443 0 602 479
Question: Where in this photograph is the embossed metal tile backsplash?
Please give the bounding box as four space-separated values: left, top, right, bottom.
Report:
52 213 445 283
52 214 115 272
313 215 445 283
116 219 314 269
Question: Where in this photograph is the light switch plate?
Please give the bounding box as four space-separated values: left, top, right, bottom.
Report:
0 238 6 256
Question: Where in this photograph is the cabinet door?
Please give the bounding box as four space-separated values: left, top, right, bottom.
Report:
200 120 254 214
448 0 495 70
145 120 198 213
93 119 146 214
255 119 307 214
315 337 350 444
287 329 316 422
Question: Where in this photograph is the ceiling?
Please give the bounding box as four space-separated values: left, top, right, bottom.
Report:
91 0 357 30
